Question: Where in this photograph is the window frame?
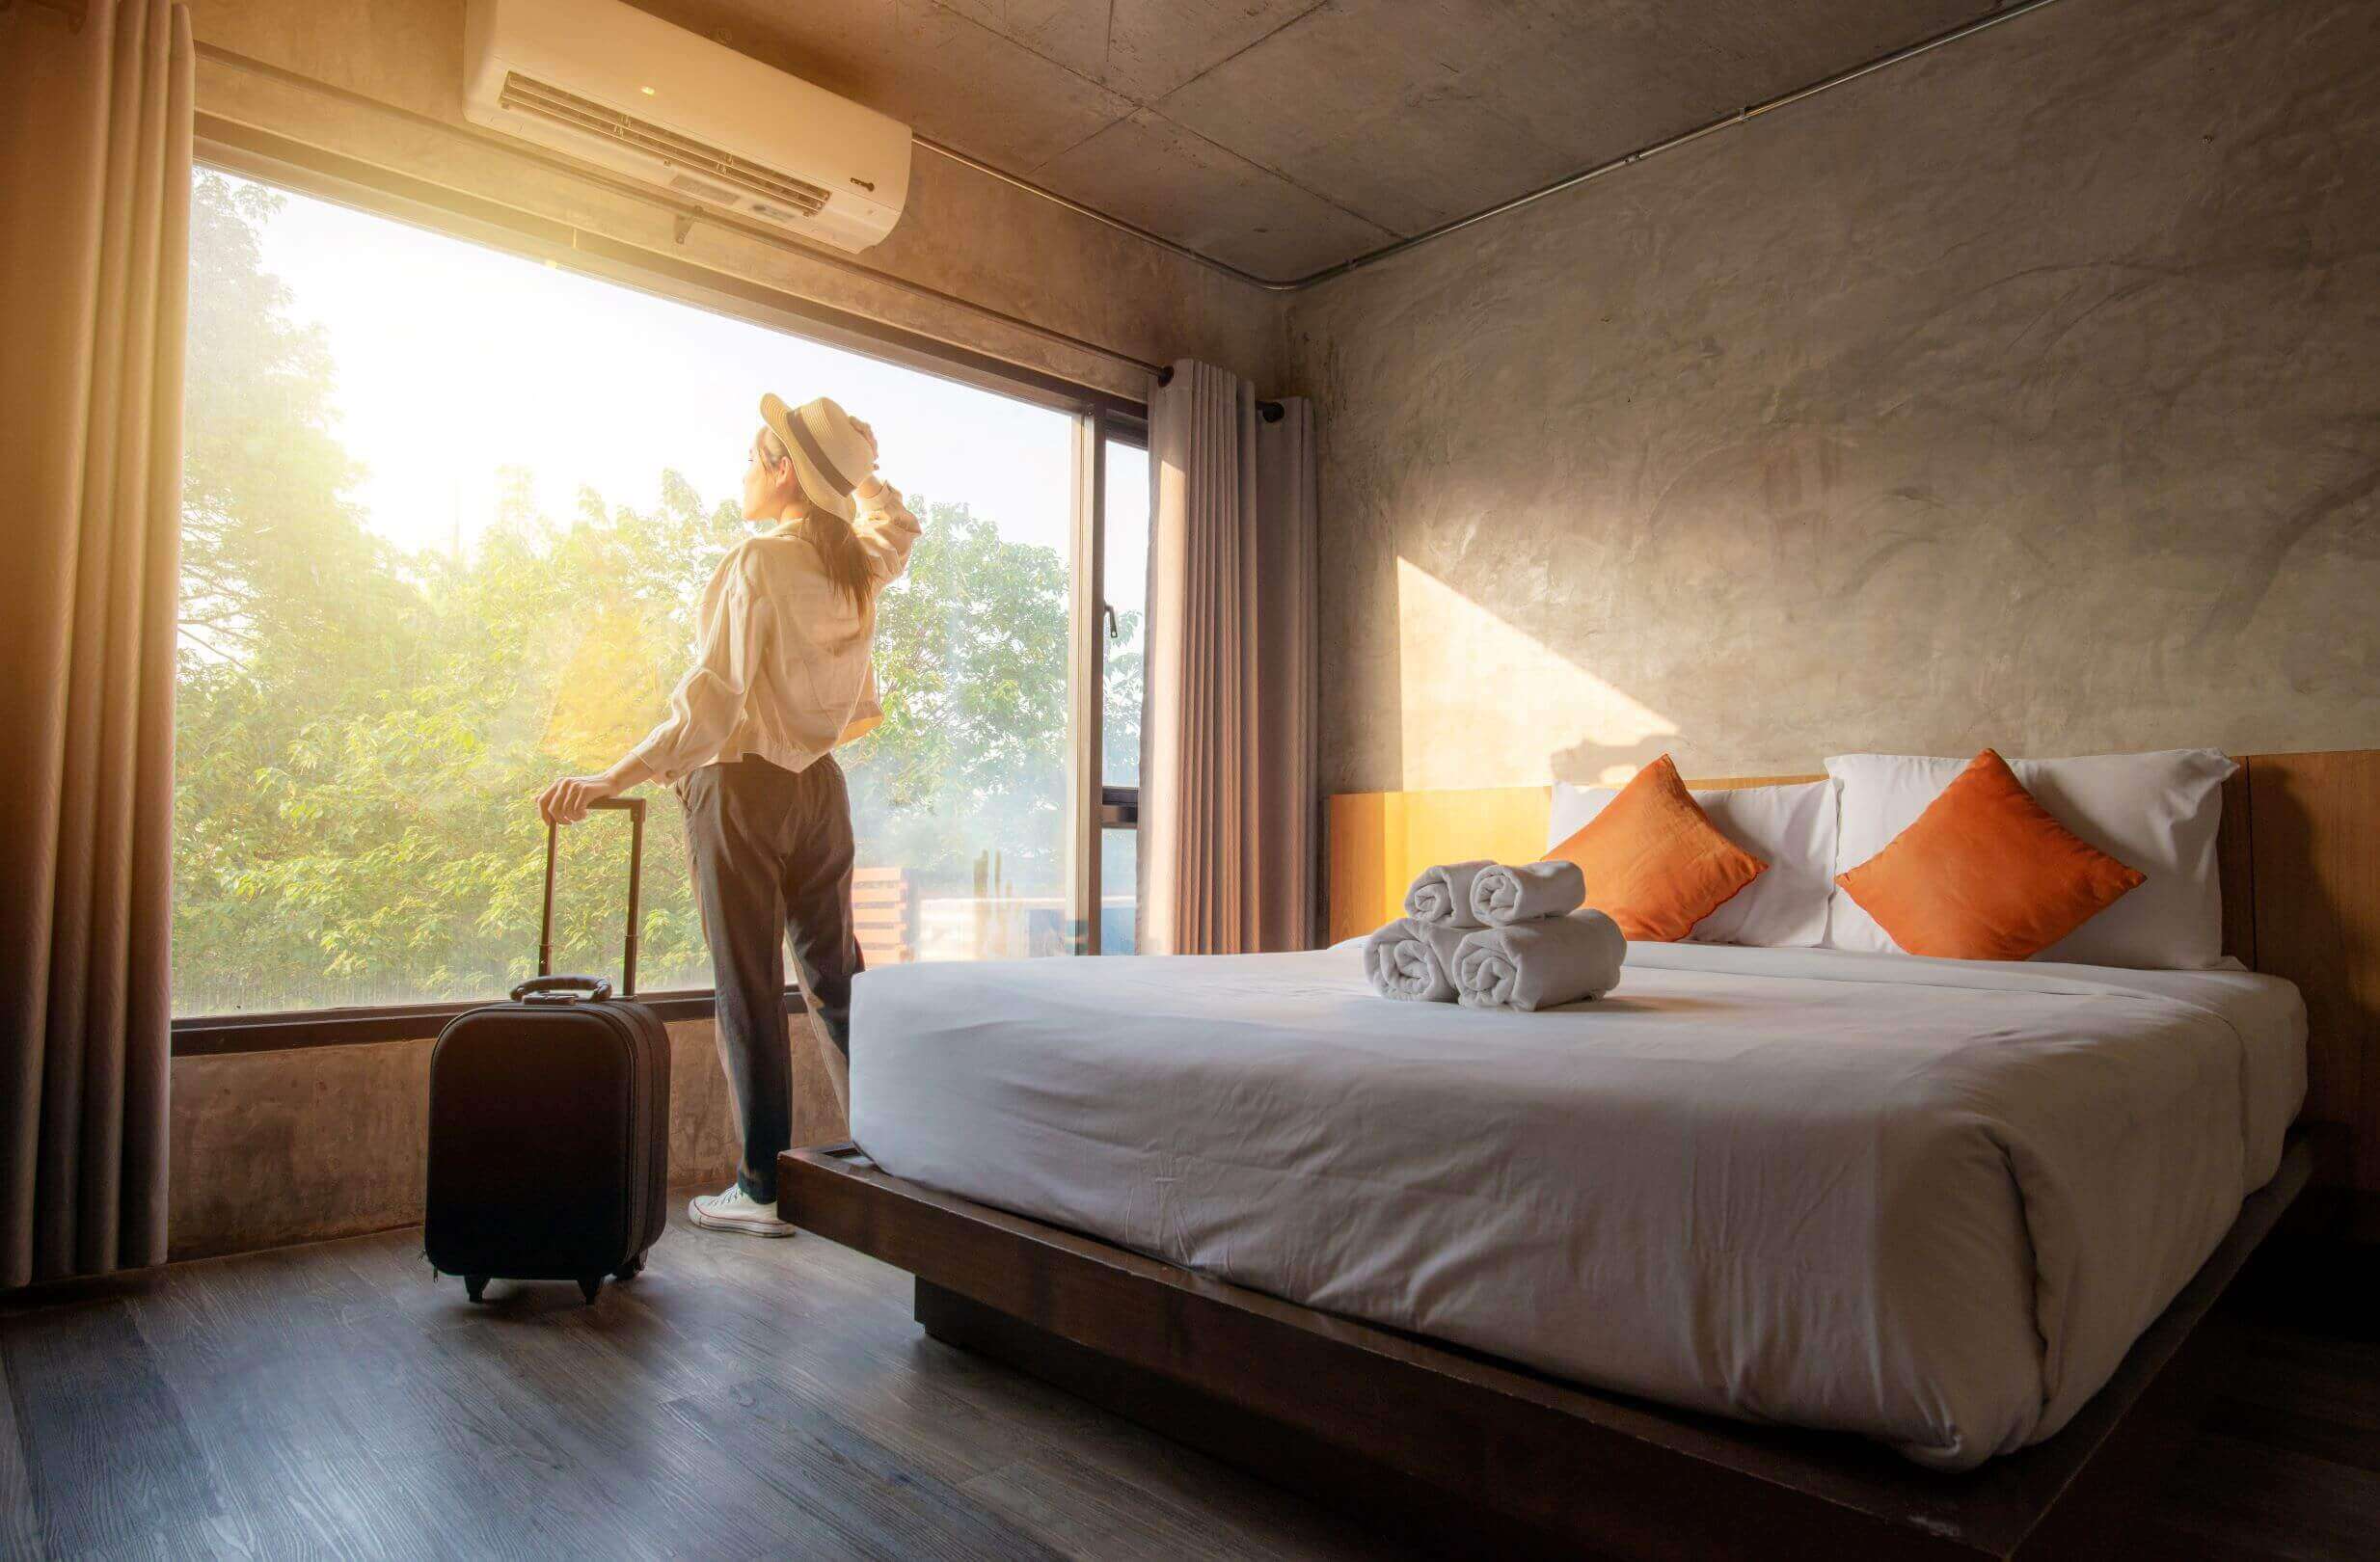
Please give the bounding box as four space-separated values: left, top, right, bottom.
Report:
1097 416 1150 840
172 123 1149 1055
1064 418 1149 957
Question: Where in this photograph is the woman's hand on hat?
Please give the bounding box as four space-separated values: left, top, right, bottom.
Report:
849 417 886 498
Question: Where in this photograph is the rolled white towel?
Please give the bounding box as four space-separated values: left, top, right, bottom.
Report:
1403 860 1494 928
1364 917 1473 1003
1453 909 1626 1011
1469 859 1586 926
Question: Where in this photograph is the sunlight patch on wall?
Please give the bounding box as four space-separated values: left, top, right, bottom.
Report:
1394 556 1677 791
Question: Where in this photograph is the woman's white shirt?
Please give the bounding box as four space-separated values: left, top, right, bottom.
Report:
631 480 921 786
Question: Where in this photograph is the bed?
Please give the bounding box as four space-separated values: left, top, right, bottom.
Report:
782 751 2376 1560
847 940 2306 1471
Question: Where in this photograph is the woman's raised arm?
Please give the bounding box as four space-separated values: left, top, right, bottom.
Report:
850 476 923 587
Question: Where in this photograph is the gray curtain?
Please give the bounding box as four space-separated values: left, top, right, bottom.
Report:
1141 360 1318 956
1 0 193 1287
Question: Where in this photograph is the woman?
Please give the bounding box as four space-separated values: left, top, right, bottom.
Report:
538 392 919 1239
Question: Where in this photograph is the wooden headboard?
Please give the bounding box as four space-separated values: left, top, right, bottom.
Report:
1325 752 2380 1194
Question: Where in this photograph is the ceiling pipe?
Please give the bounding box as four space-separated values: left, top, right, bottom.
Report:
923 0 2070 293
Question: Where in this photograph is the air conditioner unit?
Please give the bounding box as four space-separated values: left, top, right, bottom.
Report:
463 0 910 254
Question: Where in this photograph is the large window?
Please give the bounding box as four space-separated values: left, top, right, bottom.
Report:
176 168 1132 1016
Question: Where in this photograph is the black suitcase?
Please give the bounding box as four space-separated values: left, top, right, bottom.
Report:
426 796 670 1305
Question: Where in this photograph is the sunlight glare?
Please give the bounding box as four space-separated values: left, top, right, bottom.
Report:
239 172 1071 560
1394 556 1678 790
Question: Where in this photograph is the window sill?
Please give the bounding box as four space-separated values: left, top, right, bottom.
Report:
171 987 806 1057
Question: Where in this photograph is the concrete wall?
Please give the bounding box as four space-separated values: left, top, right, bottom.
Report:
169 1019 844 1260
1285 0 2380 794
168 0 1281 1257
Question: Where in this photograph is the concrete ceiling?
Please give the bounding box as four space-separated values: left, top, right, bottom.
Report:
640 0 2003 283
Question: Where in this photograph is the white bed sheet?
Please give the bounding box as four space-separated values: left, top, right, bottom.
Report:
849 942 2305 1469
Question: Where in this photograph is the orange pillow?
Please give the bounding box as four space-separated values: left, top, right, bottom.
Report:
1835 749 2146 960
1546 755 1767 942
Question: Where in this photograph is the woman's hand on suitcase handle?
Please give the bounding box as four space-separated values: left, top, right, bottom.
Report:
538 774 614 826
538 754 653 825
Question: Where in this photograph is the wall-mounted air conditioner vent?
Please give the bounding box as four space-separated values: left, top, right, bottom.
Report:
464 0 910 254
500 73 832 217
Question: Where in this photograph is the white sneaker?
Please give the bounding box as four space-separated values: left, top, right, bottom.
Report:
689 1185 796 1237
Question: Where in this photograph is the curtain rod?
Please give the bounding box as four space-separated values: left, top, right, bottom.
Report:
1153 365 1284 421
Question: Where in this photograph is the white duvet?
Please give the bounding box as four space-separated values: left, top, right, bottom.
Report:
849 942 2305 1469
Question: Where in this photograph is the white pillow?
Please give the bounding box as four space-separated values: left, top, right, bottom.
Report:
1825 749 2236 969
1549 779 1837 948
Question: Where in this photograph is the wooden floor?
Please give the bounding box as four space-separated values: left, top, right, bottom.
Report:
2 1198 2375 1561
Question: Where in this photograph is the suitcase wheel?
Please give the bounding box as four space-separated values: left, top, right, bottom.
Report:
615 1254 644 1281
579 1277 603 1306
465 1276 490 1304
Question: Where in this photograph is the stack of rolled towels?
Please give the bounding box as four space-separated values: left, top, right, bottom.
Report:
1363 859 1626 1010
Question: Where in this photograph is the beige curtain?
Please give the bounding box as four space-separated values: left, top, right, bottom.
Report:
1 0 193 1287
1141 361 1318 956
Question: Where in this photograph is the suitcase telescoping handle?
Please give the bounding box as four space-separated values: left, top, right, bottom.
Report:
530 795 644 1000
513 973 613 1003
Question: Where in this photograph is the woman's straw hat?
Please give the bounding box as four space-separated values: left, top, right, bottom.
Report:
759 392 872 522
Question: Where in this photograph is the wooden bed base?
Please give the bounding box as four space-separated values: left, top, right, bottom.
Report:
783 1131 2313 1561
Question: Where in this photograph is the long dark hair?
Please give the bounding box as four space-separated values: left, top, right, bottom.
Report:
764 429 873 612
